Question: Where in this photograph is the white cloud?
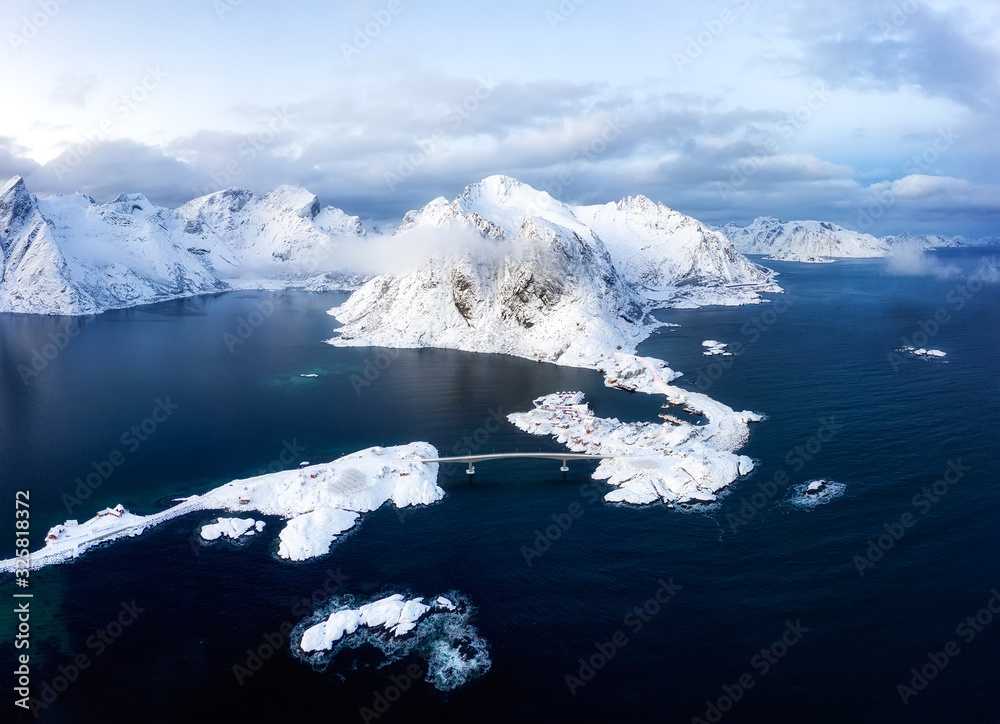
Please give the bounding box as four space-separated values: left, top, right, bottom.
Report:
889 174 969 198
1 1 997 237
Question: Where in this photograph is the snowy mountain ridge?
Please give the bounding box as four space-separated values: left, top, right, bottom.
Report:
575 195 778 306
721 216 999 263
0 177 368 315
397 176 778 301
328 176 778 367
2 174 779 318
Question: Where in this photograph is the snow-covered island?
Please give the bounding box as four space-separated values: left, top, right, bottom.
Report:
789 479 846 507
324 177 768 505
293 591 491 693
897 346 947 359
327 176 779 368
0 443 442 573
300 594 456 650
806 480 828 495
702 340 732 356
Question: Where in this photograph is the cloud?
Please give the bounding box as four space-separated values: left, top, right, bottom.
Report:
865 174 1000 213
889 174 969 198
27 139 197 206
885 246 960 278
333 221 501 276
0 137 41 181
50 72 99 107
884 245 1000 282
775 0 1000 112
1 55 997 240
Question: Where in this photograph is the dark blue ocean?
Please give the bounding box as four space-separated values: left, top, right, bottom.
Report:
1 249 998 723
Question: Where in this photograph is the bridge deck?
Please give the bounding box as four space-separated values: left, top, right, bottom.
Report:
418 452 613 463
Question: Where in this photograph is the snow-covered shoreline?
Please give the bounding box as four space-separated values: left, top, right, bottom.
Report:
200 517 266 541
323 177 770 506
0 443 442 573
0 177 371 316
509 352 759 505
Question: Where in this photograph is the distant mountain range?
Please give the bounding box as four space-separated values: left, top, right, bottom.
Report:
719 217 997 263
3 174 993 319
0 174 778 317
0 177 366 315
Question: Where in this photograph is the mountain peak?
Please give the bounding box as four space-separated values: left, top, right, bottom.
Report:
184 187 255 216
616 194 660 214
452 176 577 235
1 176 37 237
463 175 522 199
262 185 321 219
108 193 157 216
1 175 26 196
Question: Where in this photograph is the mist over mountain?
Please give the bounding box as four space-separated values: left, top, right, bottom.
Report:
327 176 777 366
0 174 778 316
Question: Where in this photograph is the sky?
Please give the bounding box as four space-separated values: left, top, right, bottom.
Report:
1 0 998 236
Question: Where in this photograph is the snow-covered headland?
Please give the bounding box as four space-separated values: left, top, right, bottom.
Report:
0 443 442 573
720 217 886 262
325 178 768 505
509 353 759 505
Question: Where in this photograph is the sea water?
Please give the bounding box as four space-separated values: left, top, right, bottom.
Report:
0 249 997 722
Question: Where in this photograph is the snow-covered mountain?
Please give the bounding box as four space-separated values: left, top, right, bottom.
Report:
721 217 999 263
0 177 224 315
1 174 777 320
880 231 999 249
0 177 367 314
575 195 779 306
331 178 650 367
720 217 886 262
392 177 776 298
177 185 366 285
328 176 777 366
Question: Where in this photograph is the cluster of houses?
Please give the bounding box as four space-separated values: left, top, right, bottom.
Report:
45 504 126 544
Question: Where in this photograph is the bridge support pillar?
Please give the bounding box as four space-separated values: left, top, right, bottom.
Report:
560 460 569 473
